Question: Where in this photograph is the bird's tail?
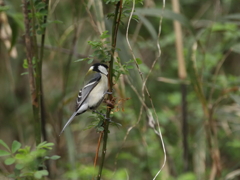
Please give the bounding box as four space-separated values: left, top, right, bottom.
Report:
59 111 78 136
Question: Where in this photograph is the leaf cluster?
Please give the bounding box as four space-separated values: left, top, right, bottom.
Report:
0 140 60 180
28 1 62 35
75 31 111 64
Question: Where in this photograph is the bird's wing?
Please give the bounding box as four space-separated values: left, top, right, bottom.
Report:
75 72 101 111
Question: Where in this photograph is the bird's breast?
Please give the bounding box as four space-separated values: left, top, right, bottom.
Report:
87 74 108 108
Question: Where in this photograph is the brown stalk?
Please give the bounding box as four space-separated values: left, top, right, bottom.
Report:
93 132 103 167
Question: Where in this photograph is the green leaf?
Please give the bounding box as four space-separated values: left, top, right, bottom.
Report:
34 170 49 179
230 94 240 105
11 140 21 153
50 155 61 160
23 59 28 69
0 6 10 12
44 156 50 160
35 2 47 9
137 15 157 39
4 158 15 165
15 163 24 170
0 150 11 157
37 29 43 35
231 43 240 54
97 127 104 132
6 12 24 30
37 141 54 150
0 139 10 151
100 31 110 39
21 72 29 76
87 59 94 64
135 8 194 33
136 58 142 65
74 58 86 62
49 20 63 24
177 172 196 180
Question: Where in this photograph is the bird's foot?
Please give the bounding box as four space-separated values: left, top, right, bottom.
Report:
104 91 113 95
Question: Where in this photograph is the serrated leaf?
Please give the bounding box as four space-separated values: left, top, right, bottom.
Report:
100 31 109 39
0 140 10 151
50 155 61 160
4 158 15 165
97 127 104 132
0 150 11 156
11 140 21 153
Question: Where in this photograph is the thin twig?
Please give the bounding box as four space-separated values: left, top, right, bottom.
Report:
209 50 231 103
93 132 103 167
125 0 167 179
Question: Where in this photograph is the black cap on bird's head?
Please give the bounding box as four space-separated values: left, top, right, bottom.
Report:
89 63 108 75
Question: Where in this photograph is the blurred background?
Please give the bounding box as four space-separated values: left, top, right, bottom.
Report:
0 0 240 179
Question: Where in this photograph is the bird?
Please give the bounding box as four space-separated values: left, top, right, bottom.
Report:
60 63 110 135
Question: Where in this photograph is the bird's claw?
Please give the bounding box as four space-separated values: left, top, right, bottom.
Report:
105 91 113 95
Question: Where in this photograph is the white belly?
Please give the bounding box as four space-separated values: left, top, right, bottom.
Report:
87 74 108 109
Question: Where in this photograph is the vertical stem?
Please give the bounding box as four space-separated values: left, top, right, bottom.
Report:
181 83 188 171
22 0 41 145
39 0 49 142
171 0 189 171
39 0 50 175
97 1 122 179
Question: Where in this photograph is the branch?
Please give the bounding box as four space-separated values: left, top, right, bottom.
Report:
97 1 122 179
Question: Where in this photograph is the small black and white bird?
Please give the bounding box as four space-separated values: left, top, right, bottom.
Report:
60 63 110 135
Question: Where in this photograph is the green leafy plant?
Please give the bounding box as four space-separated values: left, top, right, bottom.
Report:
75 30 111 64
0 140 60 180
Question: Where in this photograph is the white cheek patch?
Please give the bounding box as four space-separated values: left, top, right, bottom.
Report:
98 65 108 75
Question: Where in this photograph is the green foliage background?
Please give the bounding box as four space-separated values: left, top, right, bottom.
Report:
0 0 240 179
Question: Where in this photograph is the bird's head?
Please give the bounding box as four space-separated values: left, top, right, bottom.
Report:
89 63 108 75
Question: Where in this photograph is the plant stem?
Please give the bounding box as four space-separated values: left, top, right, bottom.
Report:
171 0 189 171
97 1 122 179
39 0 49 143
94 132 103 167
22 0 41 145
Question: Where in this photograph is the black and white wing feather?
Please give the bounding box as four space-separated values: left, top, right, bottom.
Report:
59 72 101 135
75 72 101 112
